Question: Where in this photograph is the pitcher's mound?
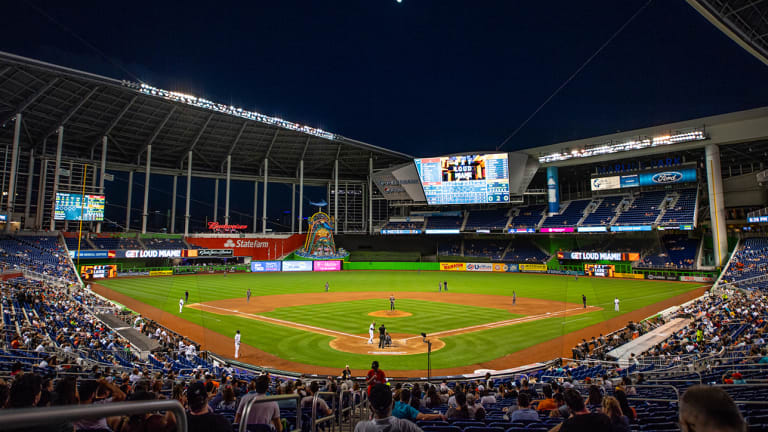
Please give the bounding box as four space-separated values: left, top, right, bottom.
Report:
368 310 412 318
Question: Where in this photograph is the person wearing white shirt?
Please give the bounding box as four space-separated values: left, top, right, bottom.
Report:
35 343 45 353
614 297 620 312
179 298 184 313
235 330 241 359
186 344 196 360
368 321 375 344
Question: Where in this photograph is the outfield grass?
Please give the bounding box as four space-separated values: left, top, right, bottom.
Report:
98 271 702 370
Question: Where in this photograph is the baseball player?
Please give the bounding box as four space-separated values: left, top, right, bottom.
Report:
247 288 251 303
325 282 329 292
614 297 620 312
185 290 189 303
439 282 442 292
582 294 587 309
368 321 375 344
444 280 448 291
512 290 516 305
234 329 241 358
389 294 395 311
179 298 184 313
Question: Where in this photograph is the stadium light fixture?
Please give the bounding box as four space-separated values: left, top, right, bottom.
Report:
123 81 336 141
538 128 706 164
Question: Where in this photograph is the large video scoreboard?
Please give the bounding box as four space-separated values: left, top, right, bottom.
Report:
414 153 510 205
54 193 105 221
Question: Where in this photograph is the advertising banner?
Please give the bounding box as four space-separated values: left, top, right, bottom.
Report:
610 225 652 232
380 229 421 234
250 261 282 272
149 270 173 276
620 175 639 188
80 265 118 280
185 234 306 259
440 262 466 271
508 228 536 233
194 249 234 257
117 271 150 277
577 226 607 233
547 166 560 214
540 227 575 233
679 275 714 283
547 269 584 276
645 274 679 281
638 169 697 186
425 229 460 234
125 249 183 258
465 263 493 272
492 263 519 272
69 250 113 259
615 272 645 279
313 260 342 271
519 263 547 272
590 176 620 191
557 251 640 261
282 261 313 272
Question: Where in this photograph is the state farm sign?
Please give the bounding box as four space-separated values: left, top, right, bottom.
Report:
185 234 306 259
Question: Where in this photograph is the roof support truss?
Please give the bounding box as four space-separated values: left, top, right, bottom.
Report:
0 77 59 127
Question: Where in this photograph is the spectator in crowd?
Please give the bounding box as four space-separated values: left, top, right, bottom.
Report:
445 391 476 421
536 384 557 412
301 381 332 418
560 388 611 432
393 389 445 422
75 379 126 431
354 383 422 432
187 381 232 432
601 396 630 432
235 375 282 431
679 386 746 432
587 385 603 413
509 393 538 422
613 390 636 423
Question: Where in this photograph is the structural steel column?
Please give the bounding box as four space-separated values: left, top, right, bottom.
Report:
224 155 231 224
705 143 728 267
6 113 21 214
298 159 304 234
170 176 177 234
369 157 373 234
213 178 219 222
291 183 296 233
334 159 339 233
253 180 258 233
141 144 152 233
36 159 46 229
262 158 268 234
23 148 34 227
50 126 63 231
97 136 107 233
184 151 192 236
125 170 133 232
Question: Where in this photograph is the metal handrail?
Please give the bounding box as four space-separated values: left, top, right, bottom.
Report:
311 391 336 432
238 394 300 432
337 390 353 432
632 384 681 400
0 400 186 431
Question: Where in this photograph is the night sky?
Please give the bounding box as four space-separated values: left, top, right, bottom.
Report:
2 1 767 230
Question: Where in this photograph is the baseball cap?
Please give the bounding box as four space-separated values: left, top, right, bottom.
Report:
369 383 392 412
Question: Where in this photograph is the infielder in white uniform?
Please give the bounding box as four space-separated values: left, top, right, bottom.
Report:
234 329 241 358
614 297 620 312
179 298 184 313
368 321 375 344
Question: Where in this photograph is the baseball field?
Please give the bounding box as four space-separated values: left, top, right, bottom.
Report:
93 271 708 377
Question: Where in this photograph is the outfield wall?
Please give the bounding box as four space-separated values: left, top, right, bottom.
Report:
343 262 440 271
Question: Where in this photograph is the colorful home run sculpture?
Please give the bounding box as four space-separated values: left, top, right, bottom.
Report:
296 211 348 259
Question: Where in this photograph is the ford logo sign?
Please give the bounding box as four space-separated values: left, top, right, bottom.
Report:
652 171 683 184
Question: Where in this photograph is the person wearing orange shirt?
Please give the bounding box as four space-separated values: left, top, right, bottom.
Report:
536 384 558 412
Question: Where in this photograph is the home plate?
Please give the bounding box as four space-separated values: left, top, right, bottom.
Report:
369 351 407 355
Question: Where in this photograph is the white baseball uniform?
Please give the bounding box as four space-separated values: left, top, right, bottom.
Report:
368 323 375 344
614 298 620 312
179 298 184 313
234 332 241 358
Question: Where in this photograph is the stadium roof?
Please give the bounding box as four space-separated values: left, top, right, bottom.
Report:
687 0 768 67
526 106 768 168
0 51 412 184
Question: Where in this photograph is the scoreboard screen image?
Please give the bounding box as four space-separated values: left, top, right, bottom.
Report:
584 264 615 278
54 193 105 221
80 264 117 280
414 153 510 204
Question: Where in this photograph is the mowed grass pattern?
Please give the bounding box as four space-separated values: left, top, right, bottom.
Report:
98 271 703 370
262 299 524 335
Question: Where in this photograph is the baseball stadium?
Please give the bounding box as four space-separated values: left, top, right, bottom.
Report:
1 1 768 431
